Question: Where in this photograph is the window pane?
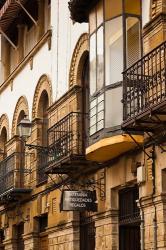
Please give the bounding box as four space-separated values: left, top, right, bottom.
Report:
90 115 97 127
90 106 97 117
97 111 104 122
97 26 104 91
97 0 103 26
90 99 97 109
98 93 104 103
90 34 96 95
105 0 122 20
105 87 123 128
126 17 141 68
125 0 141 15
105 17 123 85
98 101 104 112
89 8 96 34
97 120 104 131
90 125 97 136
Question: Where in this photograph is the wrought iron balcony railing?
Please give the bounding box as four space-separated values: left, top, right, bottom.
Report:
123 41 166 130
0 152 33 199
47 112 87 173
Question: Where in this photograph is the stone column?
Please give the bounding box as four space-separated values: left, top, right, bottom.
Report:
3 239 17 250
140 195 166 250
23 232 39 250
94 209 118 250
143 0 166 53
48 215 80 250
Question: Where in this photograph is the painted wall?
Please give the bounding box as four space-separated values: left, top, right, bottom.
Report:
0 0 88 138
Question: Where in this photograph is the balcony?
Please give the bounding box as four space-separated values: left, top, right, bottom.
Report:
46 112 99 175
122 41 166 133
0 152 33 205
0 0 27 31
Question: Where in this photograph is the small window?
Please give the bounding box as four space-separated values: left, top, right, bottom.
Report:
90 94 104 135
39 214 48 233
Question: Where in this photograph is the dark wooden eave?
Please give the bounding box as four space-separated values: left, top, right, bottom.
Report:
0 0 27 32
68 0 99 23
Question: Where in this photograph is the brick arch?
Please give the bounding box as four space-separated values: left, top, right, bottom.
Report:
12 96 29 137
32 74 52 119
69 33 89 88
0 114 9 140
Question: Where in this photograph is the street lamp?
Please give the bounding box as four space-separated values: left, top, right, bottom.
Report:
17 116 32 140
17 116 47 152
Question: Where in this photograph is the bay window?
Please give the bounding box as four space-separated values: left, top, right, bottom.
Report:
89 0 141 138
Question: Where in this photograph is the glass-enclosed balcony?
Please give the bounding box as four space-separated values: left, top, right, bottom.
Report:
0 152 33 204
122 41 166 132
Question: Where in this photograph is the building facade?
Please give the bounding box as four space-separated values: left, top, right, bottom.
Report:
0 0 166 249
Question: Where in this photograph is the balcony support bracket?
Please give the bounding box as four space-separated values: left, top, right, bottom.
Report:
15 0 37 26
127 132 152 159
0 29 17 49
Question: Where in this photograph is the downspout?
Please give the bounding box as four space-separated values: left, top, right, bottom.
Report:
151 145 157 250
139 197 145 250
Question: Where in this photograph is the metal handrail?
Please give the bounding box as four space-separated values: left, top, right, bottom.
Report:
123 41 166 120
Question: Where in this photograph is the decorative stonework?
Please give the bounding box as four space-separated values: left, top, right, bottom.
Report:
151 0 162 19
69 33 89 88
0 114 9 140
12 96 29 137
32 74 52 119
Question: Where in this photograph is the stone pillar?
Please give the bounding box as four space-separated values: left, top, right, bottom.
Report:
143 0 166 54
3 239 17 250
94 209 118 250
37 0 45 39
23 233 39 250
48 219 80 250
141 195 166 249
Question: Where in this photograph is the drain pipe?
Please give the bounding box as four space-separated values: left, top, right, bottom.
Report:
153 212 157 250
139 196 145 250
151 145 157 250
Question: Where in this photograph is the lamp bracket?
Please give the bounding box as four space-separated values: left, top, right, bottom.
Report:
25 143 48 153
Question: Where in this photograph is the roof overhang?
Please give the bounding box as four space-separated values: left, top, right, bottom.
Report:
68 0 99 23
0 0 27 32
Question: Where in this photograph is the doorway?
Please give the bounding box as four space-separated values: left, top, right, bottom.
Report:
15 223 24 250
119 186 141 250
80 212 95 250
38 214 48 250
